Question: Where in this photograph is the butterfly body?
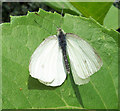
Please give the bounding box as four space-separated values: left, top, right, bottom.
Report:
57 28 70 74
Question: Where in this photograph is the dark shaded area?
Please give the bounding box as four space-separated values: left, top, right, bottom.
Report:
0 3 2 24
2 2 56 23
28 75 56 90
69 72 84 108
117 27 120 33
113 1 120 9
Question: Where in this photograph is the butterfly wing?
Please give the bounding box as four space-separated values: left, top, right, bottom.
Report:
66 33 103 85
29 35 66 86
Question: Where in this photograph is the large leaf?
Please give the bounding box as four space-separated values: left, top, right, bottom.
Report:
45 2 112 25
104 5 119 30
70 2 113 24
2 9 118 109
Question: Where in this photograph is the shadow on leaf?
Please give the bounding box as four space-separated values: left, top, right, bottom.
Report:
69 72 84 108
28 75 56 90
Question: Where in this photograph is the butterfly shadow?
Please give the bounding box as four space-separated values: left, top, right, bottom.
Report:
69 72 84 108
28 75 56 90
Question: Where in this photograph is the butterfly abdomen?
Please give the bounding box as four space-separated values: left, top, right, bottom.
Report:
62 50 70 74
57 29 70 74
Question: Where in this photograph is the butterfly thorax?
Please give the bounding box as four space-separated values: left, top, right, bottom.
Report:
57 28 66 50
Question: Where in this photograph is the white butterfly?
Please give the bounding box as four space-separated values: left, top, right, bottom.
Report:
29 27 103 87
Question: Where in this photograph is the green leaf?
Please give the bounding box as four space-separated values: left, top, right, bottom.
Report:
2 9 118 109
45 1 81 15
45 2 112 25
104 5 119 29
70 2 113 24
